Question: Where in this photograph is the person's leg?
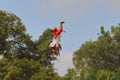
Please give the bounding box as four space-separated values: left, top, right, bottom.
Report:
56 46 60 56
51 45 57 60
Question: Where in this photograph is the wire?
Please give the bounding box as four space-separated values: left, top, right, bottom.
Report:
60 0 69 21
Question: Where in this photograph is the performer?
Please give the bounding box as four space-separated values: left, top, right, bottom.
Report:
49 22 64 60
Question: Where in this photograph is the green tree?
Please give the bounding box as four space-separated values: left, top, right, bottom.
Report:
0 10 34 59
0 10 60 80
0 58 9 79
35 28 53 66
72 23 120 79
112 68 120 80
79 66 96 80
63 68 77 80
31 67 61 80
96 69 114 80
0 58 61 80
3 58 41 80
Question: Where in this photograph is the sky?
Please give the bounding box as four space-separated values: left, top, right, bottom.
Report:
1 0 120 76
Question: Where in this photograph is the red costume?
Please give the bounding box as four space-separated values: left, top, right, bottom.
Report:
53 26 63 39
49 22 64 59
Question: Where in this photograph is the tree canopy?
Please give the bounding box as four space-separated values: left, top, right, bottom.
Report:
67 24 120 79
0 10 60 80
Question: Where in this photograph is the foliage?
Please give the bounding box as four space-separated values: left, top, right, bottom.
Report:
35 28 53 66
0 10 34 60
96 69 114 80
3 58 41 80
31 67 61 80
0 58 60 80
67 23 120 79
62 68 76 80
112 68 120 80
0 10 61 80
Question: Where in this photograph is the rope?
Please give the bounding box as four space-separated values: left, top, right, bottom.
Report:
60 0 69 21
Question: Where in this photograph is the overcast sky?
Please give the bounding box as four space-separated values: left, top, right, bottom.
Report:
1 0 120 76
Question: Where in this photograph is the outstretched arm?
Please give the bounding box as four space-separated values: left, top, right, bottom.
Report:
56 22 64 35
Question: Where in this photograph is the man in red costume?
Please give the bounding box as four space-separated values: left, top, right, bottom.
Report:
49 22 64 60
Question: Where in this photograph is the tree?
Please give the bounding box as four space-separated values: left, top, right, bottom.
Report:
62 68 78 80
0 10 60 80
112 68 120 80
0 10 34 59
31 67 61 80
96 69 114 80
35 28 53 66
0 57 61 80
0 58 60 80
3 58 41 80
0 58 9 79
72 23 120 79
